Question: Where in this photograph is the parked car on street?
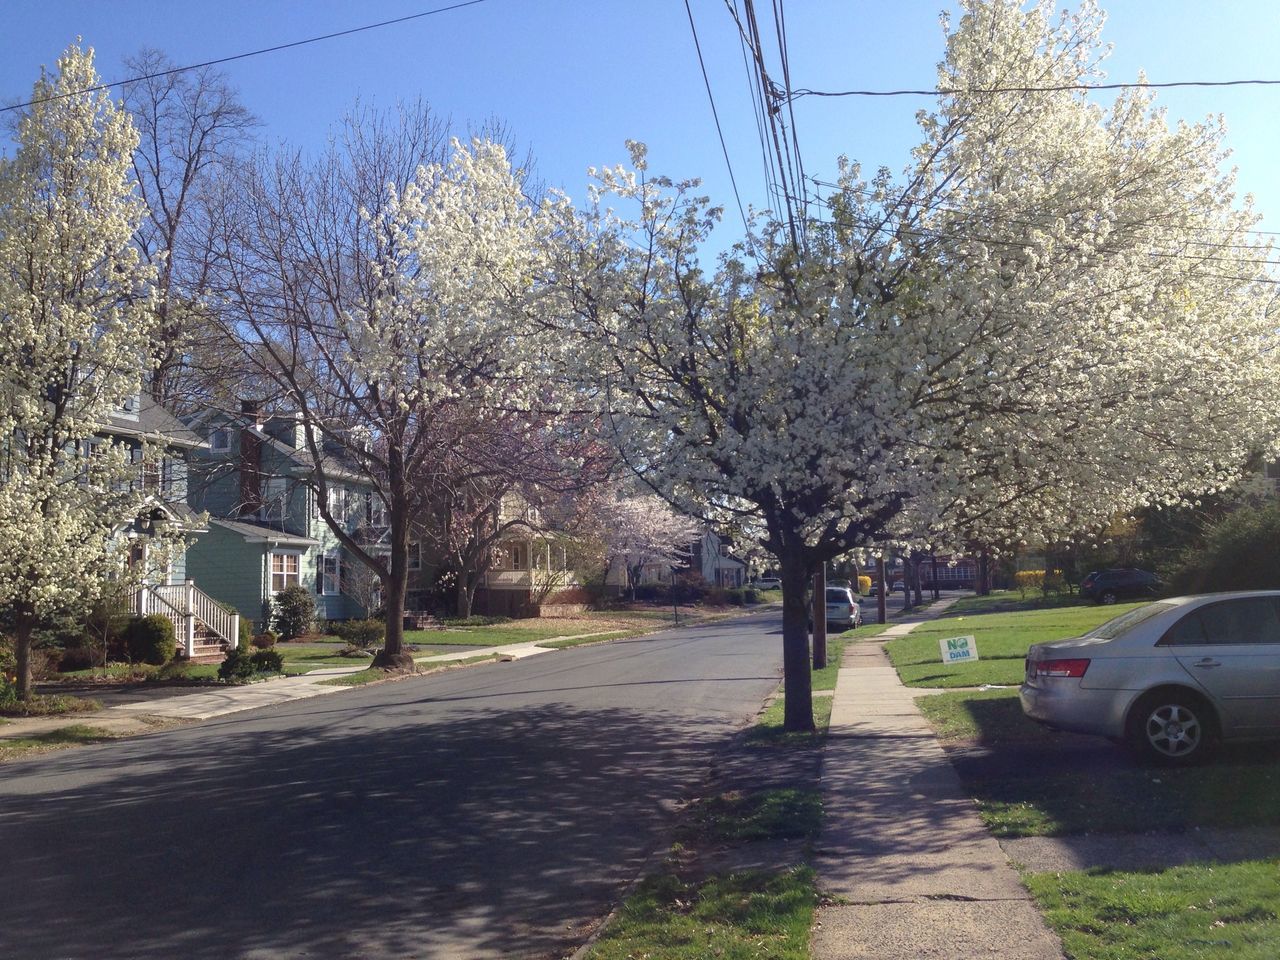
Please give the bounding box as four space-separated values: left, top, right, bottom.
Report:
1020 592 1280 765
752 577 782 591
1080 568 1161 604
825 586 862 631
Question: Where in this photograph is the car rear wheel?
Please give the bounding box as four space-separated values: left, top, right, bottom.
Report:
1127 690 1217 766
1099 590 1118 604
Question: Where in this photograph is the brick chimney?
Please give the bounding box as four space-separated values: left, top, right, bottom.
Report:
239 399 263 518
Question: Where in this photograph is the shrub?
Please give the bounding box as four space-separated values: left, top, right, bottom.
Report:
271 585 315 640
56 645 98 673
725 588 745 606
743 587 759 604
218 648 256 683
251 631 278 650
633 583 670 603
331 619 385 648
154 659 192 681
442 615 512 627
703 586 728 607
123 615 177 665
1013 570 1045 599
1170 502 1280 593
250 648 284 673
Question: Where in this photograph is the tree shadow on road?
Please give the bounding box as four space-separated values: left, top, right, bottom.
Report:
0 698 745 960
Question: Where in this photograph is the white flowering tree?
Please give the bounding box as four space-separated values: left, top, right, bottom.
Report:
596 494 701 600
549 0 1280 730
217 114 554 667
0 46 160 699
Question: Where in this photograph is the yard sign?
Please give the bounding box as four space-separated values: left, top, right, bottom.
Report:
939 634 979 664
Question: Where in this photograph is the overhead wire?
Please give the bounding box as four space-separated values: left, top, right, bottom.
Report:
732 0 778 219
684 0 752 239
1 0 494 114
786 77 1280 102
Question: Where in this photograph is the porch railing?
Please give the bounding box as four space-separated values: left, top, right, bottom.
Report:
135 581 240 658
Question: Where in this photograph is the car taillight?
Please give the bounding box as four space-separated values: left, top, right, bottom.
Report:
1034 658 1090 678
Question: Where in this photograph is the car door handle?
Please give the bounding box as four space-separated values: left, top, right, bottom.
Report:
1192 658 1222 668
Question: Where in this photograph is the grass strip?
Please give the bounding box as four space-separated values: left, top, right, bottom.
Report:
1026 859 1280 960
0 724 118 761
749 695 834 748
0 693 102 717
678 788 822 845
585 867 818 960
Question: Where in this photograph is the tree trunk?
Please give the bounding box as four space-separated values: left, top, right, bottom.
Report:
372 453 414 672
14 616 34 701
979 550 991 596
456 575 474 619
779 555 815 733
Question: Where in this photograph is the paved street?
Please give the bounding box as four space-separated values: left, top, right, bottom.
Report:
0 612 785 960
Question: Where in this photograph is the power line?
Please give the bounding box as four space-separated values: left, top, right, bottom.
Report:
788 77 1280 102
684 0 751 238
1 0 494 115
807 176 1280 244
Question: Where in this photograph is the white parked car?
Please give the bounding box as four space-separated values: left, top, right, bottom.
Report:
825 586 862 631
753 577 782 591
1021 592 1280 764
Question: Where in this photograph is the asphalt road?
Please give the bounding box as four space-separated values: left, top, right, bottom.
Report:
0 611 786 960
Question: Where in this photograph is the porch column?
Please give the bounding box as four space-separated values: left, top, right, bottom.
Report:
183 579 197 657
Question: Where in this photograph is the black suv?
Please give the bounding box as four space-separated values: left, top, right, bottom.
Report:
1079 568 1161 605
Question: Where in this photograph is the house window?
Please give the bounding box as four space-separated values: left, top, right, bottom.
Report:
508 542 528 570
326 485 342 517
209 428 230 453
408 542 421 571
320 552 341 596
270 553 300 593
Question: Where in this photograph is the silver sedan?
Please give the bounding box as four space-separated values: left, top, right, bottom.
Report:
1020 592 1280 764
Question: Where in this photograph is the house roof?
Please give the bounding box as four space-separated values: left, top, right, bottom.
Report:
209 517 318 547
102 395 205 449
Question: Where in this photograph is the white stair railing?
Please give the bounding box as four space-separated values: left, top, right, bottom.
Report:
138 581 240 657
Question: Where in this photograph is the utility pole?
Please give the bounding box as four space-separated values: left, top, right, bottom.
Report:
877 556 887 625
811 564 826 670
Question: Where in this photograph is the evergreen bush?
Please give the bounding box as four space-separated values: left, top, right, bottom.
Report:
271 585 314 640
123 615 177 665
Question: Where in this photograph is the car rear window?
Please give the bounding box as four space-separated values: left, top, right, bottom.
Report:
1086 602 1176 640
826 588 850 602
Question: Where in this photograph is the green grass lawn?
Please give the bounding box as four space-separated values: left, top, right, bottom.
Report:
943 589 1092 616
885 602 1146 687
1027 859 1280 960
916 689 1280 837
585 867 817 960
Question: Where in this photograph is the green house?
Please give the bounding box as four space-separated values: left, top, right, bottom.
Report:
184 404 382 632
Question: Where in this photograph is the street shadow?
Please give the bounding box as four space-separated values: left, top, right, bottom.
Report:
0 698 745 960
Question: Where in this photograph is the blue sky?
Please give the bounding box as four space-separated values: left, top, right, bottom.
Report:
3 1 1278 253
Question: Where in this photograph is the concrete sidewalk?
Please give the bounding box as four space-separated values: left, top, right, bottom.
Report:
813 601 1064 959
